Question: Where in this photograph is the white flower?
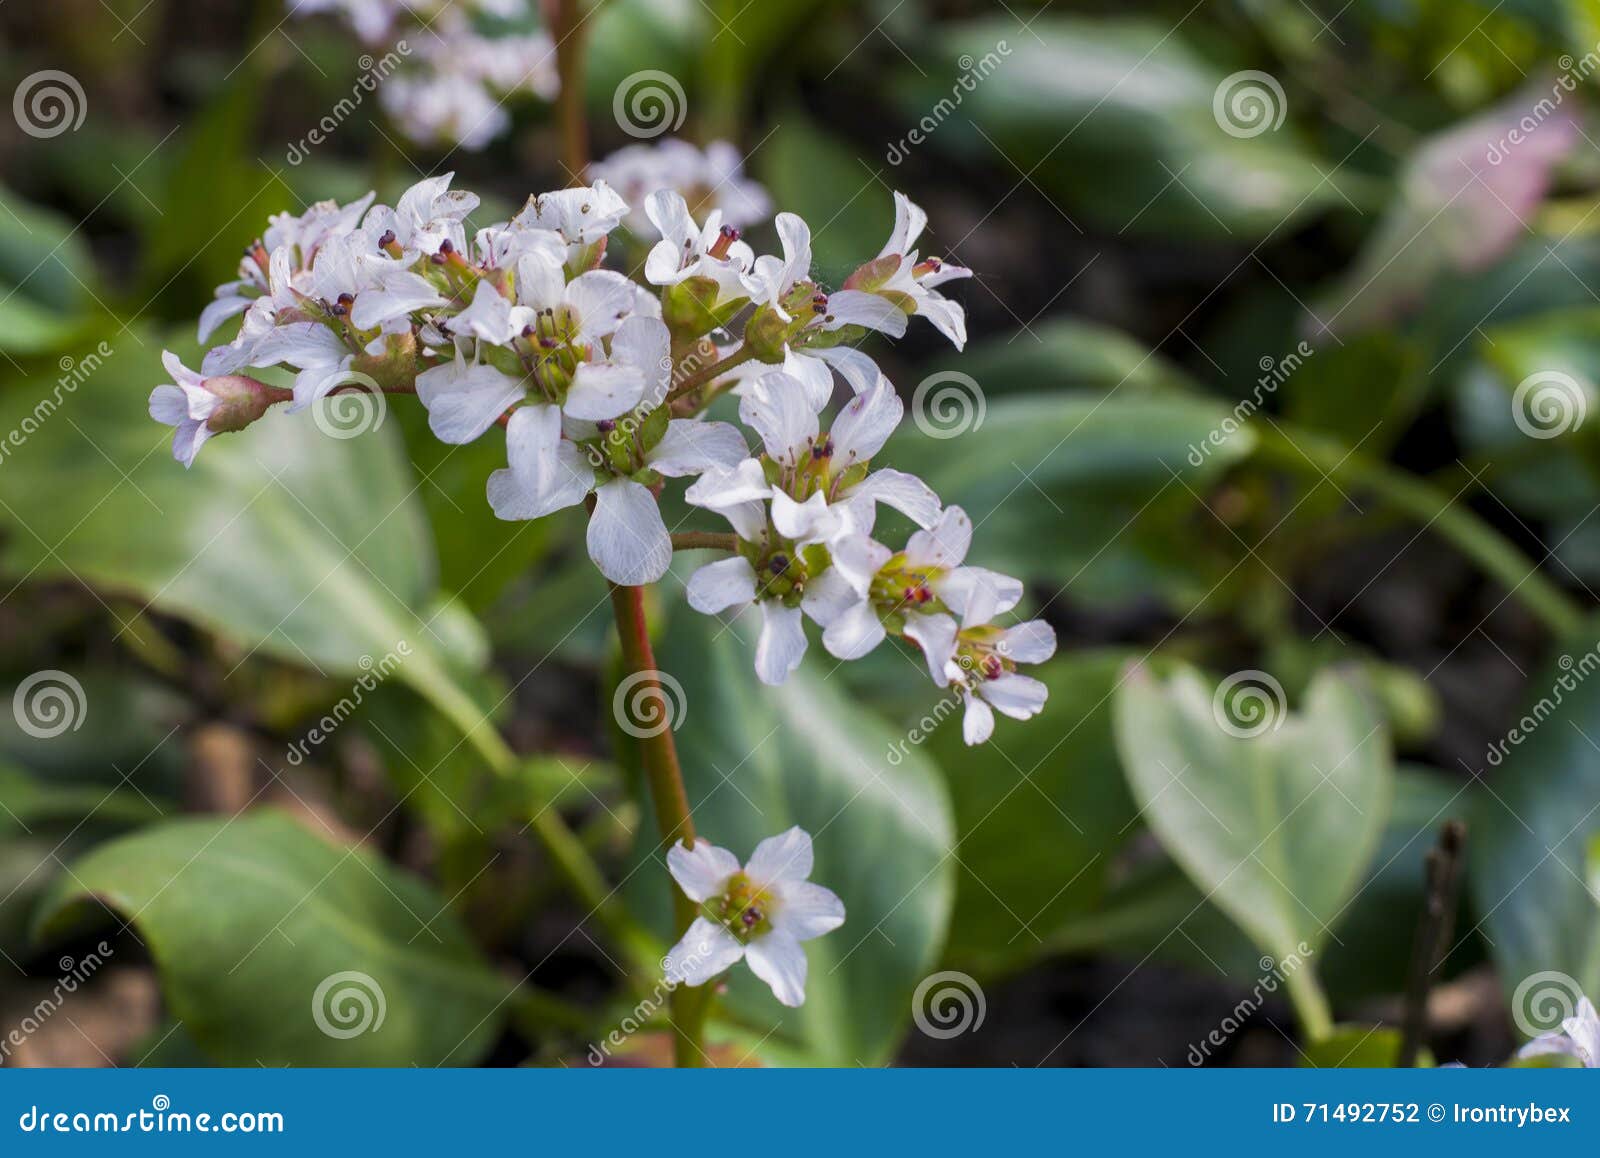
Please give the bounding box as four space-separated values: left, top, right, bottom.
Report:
905 609 1056 745
849 191 972 349
511 181 631 248
739 372 940 533
663 827 844 1008
591 138 771 236
741 212 908 338
1519 997 1600 1067
363 172 480 257
642 190 756 311
487 317 747 585
148 353 219 467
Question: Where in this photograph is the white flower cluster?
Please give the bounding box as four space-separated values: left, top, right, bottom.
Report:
151 164 1049 746
590 139 772 237
294 0 558 150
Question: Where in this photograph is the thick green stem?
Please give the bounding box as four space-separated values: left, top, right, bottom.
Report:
1283 964 1335 1043
671 531 739 552
666 345 759 406
1253 424 1584 639
607 582 707 1067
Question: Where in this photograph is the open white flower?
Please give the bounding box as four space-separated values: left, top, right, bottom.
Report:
487 317 747 585
512 181 630 248
848 191 972 349
643 190 756 312
741 211 908 338
148 353 219 467
1519 996 1600 1067
905 609 1056 745
363 172 480 258
663 827 844 1008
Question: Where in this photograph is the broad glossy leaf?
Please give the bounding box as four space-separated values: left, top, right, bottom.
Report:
626 608 955 1065
0 338 492 733
883 392 1256 602
924 651 1141 970
1114 665 1395 965
35 810 509 1066
0 187 96 353
892 18 1355 239
1470 630 1600 1011
935 317 1199 399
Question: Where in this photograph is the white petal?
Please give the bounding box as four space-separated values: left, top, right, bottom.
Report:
755 602 807 685
829 379 902 463
197 295 251 343
937 566 1024 628
739 373 820 465
251 322 349 374
830 532 893 596
903 613 958 686
822 600 886 660
846 468 941 530
609 315 671 404
979 673 1049 721
962 695 995 745
744 929 808 1007
917 293 967 350
649 420 747 477
148 384 191 426
487 404 592 519
686 556 758 614
565 360 646 421
773 212 812 292
588 478 671 585
770 490 842 546
998 620 1056 665
514 251 565 311
666 838 741 903
800 567 860 627
811 345 885 395
772 880 846 941
821 289 908 337
881 191 928 257
566 269 640 344
746 825 814 884
352 271 446 330
684 458 772 510
905 505 972 569
783 350 837 411
445 279 517 343
415 358 525 443
664 918 745 987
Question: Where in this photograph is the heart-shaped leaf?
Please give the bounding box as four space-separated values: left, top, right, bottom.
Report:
1114 665 1395 1030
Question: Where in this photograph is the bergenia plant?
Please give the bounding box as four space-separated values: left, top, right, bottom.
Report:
149 153 1051 1061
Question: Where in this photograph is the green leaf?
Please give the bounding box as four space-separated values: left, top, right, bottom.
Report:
892 17 1359 239
1299 1026 1431 1068
935 317 1200 399
883 392 1256 603
629 607 956 1065
924 651 1141 970
0 337 494 740
1114 666 1395 996
0 761 165 836
0 187 97 353
1470 631 1600 1011
35 810 509 1066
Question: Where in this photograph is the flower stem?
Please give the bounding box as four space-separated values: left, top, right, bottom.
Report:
1253 424 1584 639
670 531 739 552
552 0 589 181
607 582 707 1067
666 345 760 407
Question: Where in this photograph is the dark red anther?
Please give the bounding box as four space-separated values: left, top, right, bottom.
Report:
377 229 396 249
708 225 740 260
768 554 790 575
982 655 1003 680
811 437 834 460
438 238 454 255
520 324 536 339
596 419 617 433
